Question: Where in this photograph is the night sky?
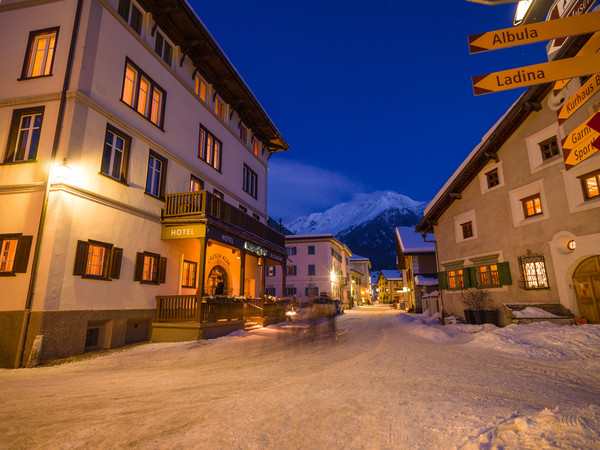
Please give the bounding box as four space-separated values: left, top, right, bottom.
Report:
190 0 551 222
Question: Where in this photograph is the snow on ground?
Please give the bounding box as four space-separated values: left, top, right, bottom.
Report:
1 306 600 449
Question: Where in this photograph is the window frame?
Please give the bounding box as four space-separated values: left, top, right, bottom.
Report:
0 234 33 276
145 150 167 200
485 168 499 189
198 124 222 172
3 106 45 164
154 31 173 66
476 264 501 288
189 174 204 192
285 287 297 296
243 164 258 199
252 137 260 157
287 265 297 276
518 253 549 289
521 193 543 218
447 269 465 290
266 266 276 277
181 260 197 288
538 135 560 162
73 239 122 281
20 27 59 80
194 73 208 103
117 0 143 35
134 251 166 284
579 169 600 201
120 58 166 129
461 222 474 239
286 247 297 256
308 264 316 276
100 124 131 184
307 245 315 255
214 95 227 122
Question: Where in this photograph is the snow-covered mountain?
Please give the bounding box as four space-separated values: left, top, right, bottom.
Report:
286 191 426 235
285 191 427 270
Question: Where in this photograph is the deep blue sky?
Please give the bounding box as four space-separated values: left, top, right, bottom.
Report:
190 0 550 222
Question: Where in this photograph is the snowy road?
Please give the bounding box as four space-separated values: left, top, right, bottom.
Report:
1 306 600 449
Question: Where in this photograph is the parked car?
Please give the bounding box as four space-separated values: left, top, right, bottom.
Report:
333 300 343 314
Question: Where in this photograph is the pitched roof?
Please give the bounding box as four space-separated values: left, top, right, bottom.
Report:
378 270 403 281
395 227 434 253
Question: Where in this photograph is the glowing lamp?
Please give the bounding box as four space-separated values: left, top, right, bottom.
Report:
53 158 72 184
567 240 576 250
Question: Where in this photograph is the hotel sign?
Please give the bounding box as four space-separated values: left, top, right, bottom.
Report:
244 241 268 256
161 224 205 240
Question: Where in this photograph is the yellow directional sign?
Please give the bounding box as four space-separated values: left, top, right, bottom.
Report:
468 10 600 54
557 74 600 124
472 51 600 96
552 32 600 94
562 113 600 169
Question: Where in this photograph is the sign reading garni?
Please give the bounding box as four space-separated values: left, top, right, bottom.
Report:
562 112 600 169
557 74 600 124
468 10 600 54
472 51 600 95
161 224 206 240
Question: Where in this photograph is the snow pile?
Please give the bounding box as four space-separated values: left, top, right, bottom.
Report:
513 306 559 318
463 406 600 449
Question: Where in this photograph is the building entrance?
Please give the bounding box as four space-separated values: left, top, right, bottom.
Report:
573 255 600 324
207 265 229 296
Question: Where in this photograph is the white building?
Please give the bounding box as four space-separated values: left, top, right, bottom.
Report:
0 0 288 367
349 254 371 305
267 234 353 308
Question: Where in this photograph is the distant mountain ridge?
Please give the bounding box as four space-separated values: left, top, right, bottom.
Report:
285 191 426 270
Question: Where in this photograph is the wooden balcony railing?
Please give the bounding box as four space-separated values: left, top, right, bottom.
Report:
162 191 285 248
155 296 287 323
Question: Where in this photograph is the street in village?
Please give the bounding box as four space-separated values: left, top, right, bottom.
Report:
1 306 600 449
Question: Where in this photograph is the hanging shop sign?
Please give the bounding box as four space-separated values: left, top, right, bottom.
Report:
244 241 268 256
562 112 600 169
472 50 600 95
468 10 600 54
161 224 205 240
557 73 600 124
207 227 245 248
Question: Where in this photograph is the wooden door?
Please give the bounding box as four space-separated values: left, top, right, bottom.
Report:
573 256 600 324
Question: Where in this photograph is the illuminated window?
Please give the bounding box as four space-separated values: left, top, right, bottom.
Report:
117 0 143 35
4 107 44 163
486 168 499 188
538 136 559 161
198 124 221 171
243 164 258 199
447 269 464 290
0 239 18 273
477 264 500 287
239 123 248 144
121 60 165 128
22 28 58 79
73 240 122 280
213 189 224 200
461 222 473 239
287 265 297 276
252 137 260 156
134 251 166 284
266 266 276 277
194 74 208 102
101 124 130 182
214 95 227 121
182 260 197 288
580 170 600 201
190 175 203 192
145 151 167 199
521 194 543 218
154 32 172 66
518 253 549 289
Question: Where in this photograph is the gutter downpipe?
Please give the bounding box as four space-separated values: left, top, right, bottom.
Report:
15 0 84 368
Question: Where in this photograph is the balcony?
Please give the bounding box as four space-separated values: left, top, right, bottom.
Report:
162 190 284 249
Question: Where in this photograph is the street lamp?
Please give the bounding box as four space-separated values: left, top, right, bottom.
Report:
465 0 555 26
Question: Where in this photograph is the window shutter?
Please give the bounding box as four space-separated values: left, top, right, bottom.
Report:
305 287 309 297
498 262 512 285
134 252 144 281
14 235 33 273
464 267 477 288
159 257 167 284
73 240 89 276
437 272 447 290
110 247 123 279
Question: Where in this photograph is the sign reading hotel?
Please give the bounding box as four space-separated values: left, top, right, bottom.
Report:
161 224 206 240
562 112 600 169
472 51 600 95
468 10 600 54
557 74 600 123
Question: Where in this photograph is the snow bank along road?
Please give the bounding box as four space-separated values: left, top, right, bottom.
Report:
1 306 600 449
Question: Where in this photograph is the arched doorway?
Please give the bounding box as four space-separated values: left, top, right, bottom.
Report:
573 256 600 324
207 265 229 296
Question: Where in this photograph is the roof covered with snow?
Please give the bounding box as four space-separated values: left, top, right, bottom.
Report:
395 227 435 254
415 275 438 286
378 270 403 281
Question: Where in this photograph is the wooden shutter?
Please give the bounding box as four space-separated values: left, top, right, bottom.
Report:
158 256 167 284
73 240 89 276
134 252 144 281
437 271 447 290
464 267 477 288
497 262 512 285
110 247 123 279
13 235 33 273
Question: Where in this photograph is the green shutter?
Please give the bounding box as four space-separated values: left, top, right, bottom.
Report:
159 257 167 284
133 252 144 281
14 235 33 273
464 267 477 288
437 271 448 290
498 262 512 285
110 247 123 279
73 241 89 276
